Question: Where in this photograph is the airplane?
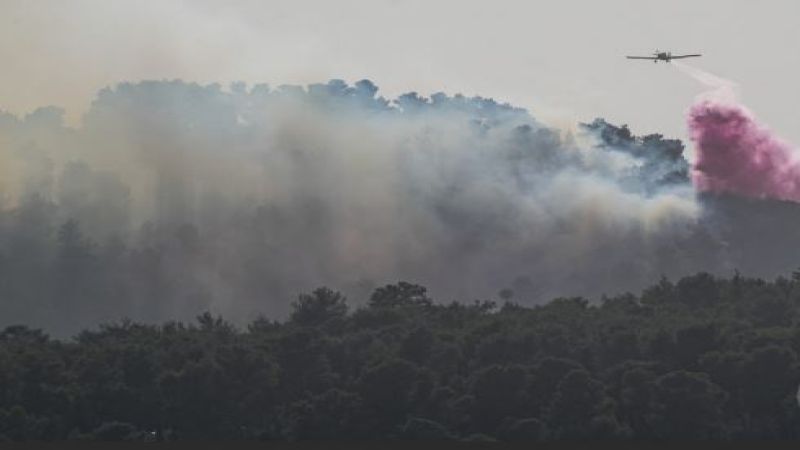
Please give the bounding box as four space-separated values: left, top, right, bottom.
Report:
626 50 701 63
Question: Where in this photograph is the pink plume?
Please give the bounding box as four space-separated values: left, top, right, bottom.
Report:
688 97 800 202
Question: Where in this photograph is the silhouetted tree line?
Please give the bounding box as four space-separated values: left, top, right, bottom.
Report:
2 273 800 441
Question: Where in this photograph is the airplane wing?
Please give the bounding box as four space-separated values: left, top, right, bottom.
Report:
626 56 657 60
670 54 702 59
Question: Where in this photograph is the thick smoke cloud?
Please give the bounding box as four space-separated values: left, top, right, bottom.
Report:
690 101 800 202
0 79 735 335
678 61 800 202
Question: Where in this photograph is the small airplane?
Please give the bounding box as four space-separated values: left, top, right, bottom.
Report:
626 50 701 63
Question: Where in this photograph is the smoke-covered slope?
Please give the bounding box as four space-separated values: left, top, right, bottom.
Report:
0 79 795 335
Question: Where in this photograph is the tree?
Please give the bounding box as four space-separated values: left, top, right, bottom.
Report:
546 369 625 439
470 365 528 430
673 323 719 367
399 327 435 364
290 288 348 326
284 389 364 439
357 359 421 434
368 282 432 309
740 345 798 421
675 272 720 307
617 366 657 437
528 357 584 416
54 219 98 322
650 371 728 439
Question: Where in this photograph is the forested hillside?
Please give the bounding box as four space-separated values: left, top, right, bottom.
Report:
2 273 800 440
0 80 747 335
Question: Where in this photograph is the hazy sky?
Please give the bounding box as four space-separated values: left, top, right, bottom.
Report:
2 0 799 144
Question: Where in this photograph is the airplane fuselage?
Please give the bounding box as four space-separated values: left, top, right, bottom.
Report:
626 50 701 63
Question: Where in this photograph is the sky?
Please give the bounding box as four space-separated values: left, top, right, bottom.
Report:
2 0 799 145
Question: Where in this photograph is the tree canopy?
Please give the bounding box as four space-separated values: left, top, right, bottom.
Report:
1 273 800 440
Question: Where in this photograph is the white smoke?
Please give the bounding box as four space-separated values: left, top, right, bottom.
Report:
672 60 739 104
0 79 712 331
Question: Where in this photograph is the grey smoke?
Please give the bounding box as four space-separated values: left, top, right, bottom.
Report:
0 79 759 335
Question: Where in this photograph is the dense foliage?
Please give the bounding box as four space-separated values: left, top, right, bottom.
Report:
2 273 800 441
